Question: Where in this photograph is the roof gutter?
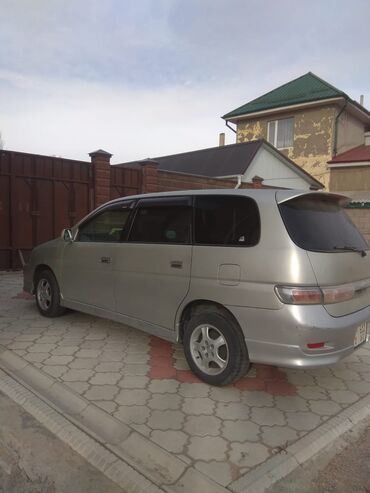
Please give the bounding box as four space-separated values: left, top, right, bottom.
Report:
333 99 348 156
225 121 237 134
234 175 243 189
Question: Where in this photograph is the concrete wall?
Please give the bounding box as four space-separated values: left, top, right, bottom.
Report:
243 147 311 189
329 165 370 192
336 110 365 154
236 105 337 189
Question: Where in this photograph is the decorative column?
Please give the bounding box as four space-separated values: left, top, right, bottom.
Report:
89 149 112 208
140 159 159 194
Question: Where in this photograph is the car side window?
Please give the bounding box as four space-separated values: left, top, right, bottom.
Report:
194 195 260 246
77 205 132 243
128 197 191 244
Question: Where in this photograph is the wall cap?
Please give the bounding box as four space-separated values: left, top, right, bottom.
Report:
89 149 113 158
138 159 159 167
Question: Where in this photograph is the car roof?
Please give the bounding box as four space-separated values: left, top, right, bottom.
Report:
106 188 289 205
75 188 350 229
105 188 348 207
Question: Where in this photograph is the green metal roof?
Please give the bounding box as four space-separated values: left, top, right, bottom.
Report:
223 72 348 120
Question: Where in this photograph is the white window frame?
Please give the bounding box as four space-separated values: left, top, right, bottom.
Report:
267 117 294 149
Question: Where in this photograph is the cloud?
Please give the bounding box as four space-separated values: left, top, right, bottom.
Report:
0 71 240 161
0 0 369 160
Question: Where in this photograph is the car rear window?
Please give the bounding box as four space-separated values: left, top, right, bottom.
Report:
279 195 368 252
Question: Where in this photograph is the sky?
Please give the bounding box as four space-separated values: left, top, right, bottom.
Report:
1 0 370 163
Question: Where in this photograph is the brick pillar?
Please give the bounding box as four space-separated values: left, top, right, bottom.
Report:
89 149 112 208
252 175 264 189
140 159 159 194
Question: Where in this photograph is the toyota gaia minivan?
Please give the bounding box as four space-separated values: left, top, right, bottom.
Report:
23 189 370 385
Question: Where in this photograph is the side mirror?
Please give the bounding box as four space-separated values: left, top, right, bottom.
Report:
61 228 73 242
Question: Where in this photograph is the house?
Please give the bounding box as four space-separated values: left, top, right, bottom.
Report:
328 131 370 197
327 131 370 244
116 139 323 190
223 72 370 189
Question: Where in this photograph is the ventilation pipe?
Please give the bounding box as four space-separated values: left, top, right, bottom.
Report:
360 95 364 106
219 133 225 146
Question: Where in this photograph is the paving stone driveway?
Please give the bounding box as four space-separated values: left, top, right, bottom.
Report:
1 271 370 488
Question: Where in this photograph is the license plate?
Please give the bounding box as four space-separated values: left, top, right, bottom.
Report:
354 323 368 347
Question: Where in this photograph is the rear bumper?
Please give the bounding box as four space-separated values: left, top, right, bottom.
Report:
227 303 370 368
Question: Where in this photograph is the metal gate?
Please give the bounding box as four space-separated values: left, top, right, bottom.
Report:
0 150 93 269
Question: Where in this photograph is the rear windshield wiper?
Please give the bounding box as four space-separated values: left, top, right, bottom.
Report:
333 245 367 257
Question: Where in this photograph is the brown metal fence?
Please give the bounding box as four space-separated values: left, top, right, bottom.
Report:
0 150 93 269
110 166 141 200
0 148 267 270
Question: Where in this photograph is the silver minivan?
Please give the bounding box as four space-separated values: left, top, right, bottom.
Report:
23 189 370 385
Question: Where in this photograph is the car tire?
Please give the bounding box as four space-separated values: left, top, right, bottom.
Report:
183 310 250 386
35 270 66 318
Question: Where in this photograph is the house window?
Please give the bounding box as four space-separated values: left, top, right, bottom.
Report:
267 117 294 149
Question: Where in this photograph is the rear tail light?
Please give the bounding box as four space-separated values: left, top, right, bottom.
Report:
275 286 322 305
275 283 355 305
322 285 355 303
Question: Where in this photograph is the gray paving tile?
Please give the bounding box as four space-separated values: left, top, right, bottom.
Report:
147 410 185 431
84 385 119 401
115 405 150 425
115 389 150 406
222 420 260 442
229 442 269 468
151 430 188 453
44 355 74 365
90 372 121 385
182 397 215 415
148 393 182 411
187 436 228 461
184 415 221 437
260 425 299 448
62 369 95 382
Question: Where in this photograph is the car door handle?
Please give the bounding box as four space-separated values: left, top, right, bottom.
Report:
170 260 183 269
100 256 112 264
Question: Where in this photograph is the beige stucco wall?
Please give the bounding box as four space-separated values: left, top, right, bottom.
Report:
336 110 365 154
236 105 337 189
345 208 370 246
329 165 370 192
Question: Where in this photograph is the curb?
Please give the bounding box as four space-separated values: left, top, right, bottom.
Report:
229 394 370 492
0 346 227 493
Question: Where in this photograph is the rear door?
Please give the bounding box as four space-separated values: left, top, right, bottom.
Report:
115 196 192 330
278 192 370 316
190 194 263 308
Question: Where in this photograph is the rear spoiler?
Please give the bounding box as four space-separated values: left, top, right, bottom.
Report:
275 190 350 206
